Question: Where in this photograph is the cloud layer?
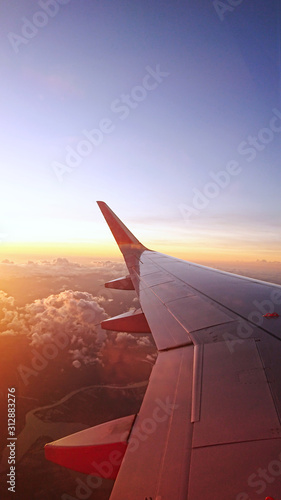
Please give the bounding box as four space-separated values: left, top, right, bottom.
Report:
0 257 126 278
0 286 153 372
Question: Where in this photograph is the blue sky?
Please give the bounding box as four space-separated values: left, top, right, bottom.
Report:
0 0 280 261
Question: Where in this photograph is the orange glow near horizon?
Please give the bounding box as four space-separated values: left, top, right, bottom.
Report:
0 240 280 265
0 242 121 263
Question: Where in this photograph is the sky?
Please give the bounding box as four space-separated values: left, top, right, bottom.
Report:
0 0 280 263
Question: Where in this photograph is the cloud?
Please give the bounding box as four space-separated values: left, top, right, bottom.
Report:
116 331 135 344
137 336 152 347
72 359 82 369
26 290 108 365
0 286 154 373
0 256 156 378
0 291 21 334
0 290 15 308
0 258 126 278
0 289 109 366
146 354 157 363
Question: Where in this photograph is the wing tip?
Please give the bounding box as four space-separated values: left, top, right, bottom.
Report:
96 200 147 252
45 415 136 478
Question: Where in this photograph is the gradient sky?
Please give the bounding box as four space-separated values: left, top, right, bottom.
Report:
0 0 280 262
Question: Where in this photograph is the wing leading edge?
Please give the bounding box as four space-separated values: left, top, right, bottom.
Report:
45 202 281 500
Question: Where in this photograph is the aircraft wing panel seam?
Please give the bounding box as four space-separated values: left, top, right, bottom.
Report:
191 344 204 423
255 340 281 424
192 435 281 450
144 255 281 341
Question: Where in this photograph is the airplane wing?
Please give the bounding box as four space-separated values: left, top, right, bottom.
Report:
45 202 281 500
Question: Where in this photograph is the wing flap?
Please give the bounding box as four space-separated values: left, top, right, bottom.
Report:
109 346 194 500
188 439 281 500
193 338 281 447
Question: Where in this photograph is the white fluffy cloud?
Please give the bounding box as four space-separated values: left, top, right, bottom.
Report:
0 289 154 371
0 289 110 367
27 290 109 367
0 291 23 335
0 290 14 308
27 290 107 342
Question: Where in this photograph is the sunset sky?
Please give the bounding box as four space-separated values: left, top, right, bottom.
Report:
0 0 280 264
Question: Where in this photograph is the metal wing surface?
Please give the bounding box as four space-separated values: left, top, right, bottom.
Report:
46 202 281 500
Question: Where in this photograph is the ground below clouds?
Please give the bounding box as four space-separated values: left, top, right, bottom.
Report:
0 259 156 500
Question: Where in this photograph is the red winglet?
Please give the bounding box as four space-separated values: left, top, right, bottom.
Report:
45 414 135 479
97 201 147 254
